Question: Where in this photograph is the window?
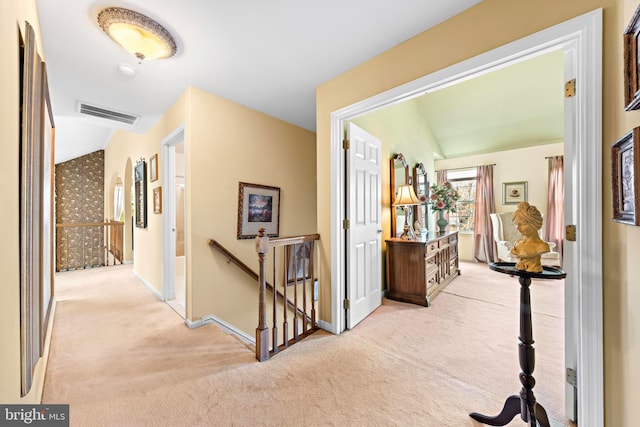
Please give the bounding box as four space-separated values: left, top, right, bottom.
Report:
447 168 477 232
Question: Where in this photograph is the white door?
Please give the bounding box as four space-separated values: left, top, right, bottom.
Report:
346 122 382 328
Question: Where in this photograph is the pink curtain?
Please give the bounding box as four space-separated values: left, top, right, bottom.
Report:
545 156 564 263
473 165 496 263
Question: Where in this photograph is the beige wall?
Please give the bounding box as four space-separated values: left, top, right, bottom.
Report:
435 143 564 261
104 86 317 335
188 86 317 334
317 0 640 425
104 91 190 296
0 0 51 404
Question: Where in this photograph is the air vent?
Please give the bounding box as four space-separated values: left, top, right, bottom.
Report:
77 101 139 125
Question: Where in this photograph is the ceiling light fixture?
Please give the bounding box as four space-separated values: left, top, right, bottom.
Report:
97 7 177 62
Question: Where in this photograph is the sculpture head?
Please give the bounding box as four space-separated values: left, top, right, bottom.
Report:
511 202 543 237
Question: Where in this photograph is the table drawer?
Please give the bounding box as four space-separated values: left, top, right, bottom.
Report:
426 241 439 254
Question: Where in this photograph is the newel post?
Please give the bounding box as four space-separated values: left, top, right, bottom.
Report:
255 228 270 361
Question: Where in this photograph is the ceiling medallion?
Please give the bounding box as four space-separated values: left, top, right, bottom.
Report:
97 7 177 62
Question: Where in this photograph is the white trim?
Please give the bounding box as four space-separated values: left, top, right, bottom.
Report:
133 269 163 300
201 314 255 344
161 124 186 303
185 317 205 329
329 9 602 426
317 319 333 333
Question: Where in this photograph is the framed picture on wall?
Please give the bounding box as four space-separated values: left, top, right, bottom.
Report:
237 182 280 239
149 153 158 182
503 181 528 205
612 128 640 225
134 160 147 228
624 4 640 110
153 186 162 214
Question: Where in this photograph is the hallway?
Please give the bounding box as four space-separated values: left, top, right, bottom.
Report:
43 262 566 426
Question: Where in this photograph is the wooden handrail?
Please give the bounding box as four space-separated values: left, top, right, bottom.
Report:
208 239 259 281
266 234 320 248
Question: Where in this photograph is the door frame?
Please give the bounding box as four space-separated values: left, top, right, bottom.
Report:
161 124 186 302
328 9 602 425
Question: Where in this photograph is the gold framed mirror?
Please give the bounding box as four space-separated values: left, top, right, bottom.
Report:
390 153 409 238
413 163 429 233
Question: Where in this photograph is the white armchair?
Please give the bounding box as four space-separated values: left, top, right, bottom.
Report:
490 212 561 267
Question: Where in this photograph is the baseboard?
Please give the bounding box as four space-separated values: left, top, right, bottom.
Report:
317 320 335 333
132 270 163 300
189 314 256 345
21 297 57 404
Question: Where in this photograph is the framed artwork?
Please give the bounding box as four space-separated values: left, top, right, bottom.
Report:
19 20 43 397
237 182 280 239
612 129 640 225
503 181 528 205
134 160 147 228
624 4 640 110
153 186 162 214
149 153 158 182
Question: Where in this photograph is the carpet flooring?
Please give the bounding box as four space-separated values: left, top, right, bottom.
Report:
42 261 566 426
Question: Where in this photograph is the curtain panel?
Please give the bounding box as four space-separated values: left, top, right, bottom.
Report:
473 165 496 263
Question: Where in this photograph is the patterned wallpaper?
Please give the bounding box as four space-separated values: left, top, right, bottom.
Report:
55 150 105 270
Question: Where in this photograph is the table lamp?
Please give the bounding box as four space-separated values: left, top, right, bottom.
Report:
392 184 421 240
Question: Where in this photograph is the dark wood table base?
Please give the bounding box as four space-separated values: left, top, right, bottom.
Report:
470 263 566 427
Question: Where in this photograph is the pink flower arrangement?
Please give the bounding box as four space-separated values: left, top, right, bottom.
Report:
428 182 460 213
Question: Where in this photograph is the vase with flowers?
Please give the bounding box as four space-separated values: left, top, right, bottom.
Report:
428 182 460 232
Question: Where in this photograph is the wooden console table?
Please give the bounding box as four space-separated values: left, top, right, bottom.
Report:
470 262 566 427
385 231 459 307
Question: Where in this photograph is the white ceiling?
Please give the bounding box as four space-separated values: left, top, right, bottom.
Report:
36 0 484 164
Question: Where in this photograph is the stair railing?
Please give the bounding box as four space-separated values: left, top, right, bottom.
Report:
255 228 320 361
55 221 123 272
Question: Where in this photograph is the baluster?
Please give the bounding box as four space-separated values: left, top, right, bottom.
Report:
65 228 69 271
255 228 270 361
82 226 86 269
105 223 109 266
302 243 308 334
271 246 278 355
282 245 289 348
293 244 299 341
89 226 95 267
309 241 316 328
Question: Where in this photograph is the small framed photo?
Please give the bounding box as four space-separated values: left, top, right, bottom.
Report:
149 153 158 182
624 5 640 110
503 181 528 205
237 182 280 239
612 129 640 225
153 187 162 214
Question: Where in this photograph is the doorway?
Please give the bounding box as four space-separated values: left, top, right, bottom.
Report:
162 125 187 318
330 10 602 425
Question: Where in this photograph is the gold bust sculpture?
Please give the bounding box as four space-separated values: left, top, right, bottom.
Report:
510 202 550 273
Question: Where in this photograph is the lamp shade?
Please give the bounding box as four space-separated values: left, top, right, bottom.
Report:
393 185 421 206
